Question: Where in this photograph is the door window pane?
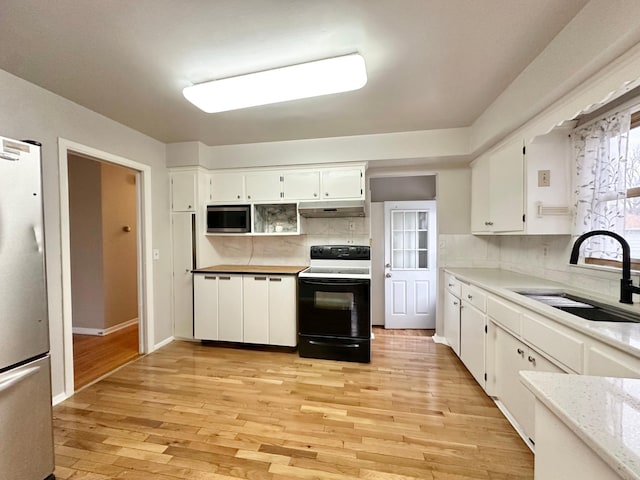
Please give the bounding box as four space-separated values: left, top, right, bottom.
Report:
390 209 429 270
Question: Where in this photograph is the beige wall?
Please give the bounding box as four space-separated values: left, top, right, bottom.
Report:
68 155 105 330
0 68 170 400
101 162 138 329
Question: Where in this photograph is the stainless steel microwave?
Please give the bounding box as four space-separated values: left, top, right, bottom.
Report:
206 204 251 233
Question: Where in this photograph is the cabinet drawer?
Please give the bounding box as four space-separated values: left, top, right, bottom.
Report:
487 296 521 334
522 314 583 373
585 345 640 378
461 283 486 312
444 272 461 298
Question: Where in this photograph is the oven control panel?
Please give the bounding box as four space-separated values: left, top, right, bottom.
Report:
310 245 370 260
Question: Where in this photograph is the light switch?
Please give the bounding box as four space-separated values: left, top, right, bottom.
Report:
538 170 551 187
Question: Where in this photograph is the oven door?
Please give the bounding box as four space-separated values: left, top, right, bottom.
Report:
298 277 370 338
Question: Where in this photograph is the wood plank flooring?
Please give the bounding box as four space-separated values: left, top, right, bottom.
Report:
73 323 140 390
55 331 533 479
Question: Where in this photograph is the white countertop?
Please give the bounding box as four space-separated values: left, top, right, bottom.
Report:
521 371 640 480
445 268 640 358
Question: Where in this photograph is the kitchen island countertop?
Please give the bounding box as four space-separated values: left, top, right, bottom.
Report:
193 264 308 275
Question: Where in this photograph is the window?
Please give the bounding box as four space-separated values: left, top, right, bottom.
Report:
574 107 640 267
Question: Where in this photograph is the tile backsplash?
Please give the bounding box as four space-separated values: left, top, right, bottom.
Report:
439 234 640 299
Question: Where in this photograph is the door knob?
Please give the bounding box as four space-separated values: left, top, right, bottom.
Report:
385 273 392 278
385 263 391 268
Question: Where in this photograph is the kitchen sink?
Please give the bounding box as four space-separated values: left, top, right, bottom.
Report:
513 291 640 323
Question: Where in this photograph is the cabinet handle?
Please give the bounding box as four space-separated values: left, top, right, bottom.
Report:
204 275 216 280
219 276 231 280
467 294 473 300
448 283 454 287
528 356 536 365
237 195 240 199
313 193 318 197
254 276 266 281
517 348 524 355
487 221 494 226
248 195 251 199
269 278 282 282
453 301 459 306
325 192 329 197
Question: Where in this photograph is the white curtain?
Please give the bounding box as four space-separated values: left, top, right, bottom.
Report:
573 108 631 259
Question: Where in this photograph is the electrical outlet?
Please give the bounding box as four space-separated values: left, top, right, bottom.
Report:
538 170 551 187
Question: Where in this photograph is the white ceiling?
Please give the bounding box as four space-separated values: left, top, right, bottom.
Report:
0 0 589 147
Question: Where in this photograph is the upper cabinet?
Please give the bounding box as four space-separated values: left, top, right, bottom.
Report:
320 167 363 199
210 172 245 202
170 171 197 212
282 171 320 200
209 164 365 205
471 130 571 235
245 172 282 202
472 140 525 233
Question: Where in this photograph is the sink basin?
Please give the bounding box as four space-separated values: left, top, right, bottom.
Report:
513 291 640 323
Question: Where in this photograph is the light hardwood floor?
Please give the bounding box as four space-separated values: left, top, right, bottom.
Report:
55 331 533 479
73 323 140 390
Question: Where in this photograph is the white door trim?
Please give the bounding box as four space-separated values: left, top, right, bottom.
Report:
58 138 154 399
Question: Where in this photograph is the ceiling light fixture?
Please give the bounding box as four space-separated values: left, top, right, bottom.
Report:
183 53 367 113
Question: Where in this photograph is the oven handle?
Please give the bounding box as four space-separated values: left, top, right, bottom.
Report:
300 279 369 287
308 340 360 348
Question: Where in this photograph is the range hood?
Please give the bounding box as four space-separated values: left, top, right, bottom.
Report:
298 200 366 218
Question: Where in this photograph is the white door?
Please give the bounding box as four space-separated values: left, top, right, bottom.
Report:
384 201 437 328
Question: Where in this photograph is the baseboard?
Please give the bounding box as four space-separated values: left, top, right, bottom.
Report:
153 336 174 351
52 392 69 406
432 334 448 345
72 318 138 336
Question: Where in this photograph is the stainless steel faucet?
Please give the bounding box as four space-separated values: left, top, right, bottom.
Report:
569 230 640 304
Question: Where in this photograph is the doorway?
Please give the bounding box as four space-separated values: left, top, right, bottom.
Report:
58 139 154 399
67 155 140 389
384 200 437 329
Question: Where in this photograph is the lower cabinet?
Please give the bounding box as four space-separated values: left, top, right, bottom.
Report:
194 272 297 347
494 324 564 442
443 290 461 356
460 301 486 388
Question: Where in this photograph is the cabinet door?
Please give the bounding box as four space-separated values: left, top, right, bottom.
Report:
171 172 196 212
210 173 245 202
245 173 282 202
268 276 297 346
471 157 490 232
218 275 243 342
193 274 218 340
243 276 270 344
282 171 320 200
460 303 486 387
171 213 194 339
443 290 461 356
321 168 363 199
489 141 524 232
495 327 530 437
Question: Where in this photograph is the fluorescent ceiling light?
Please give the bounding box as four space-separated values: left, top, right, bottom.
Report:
183 53 367 113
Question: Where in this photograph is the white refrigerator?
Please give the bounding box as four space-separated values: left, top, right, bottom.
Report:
0 136 55 479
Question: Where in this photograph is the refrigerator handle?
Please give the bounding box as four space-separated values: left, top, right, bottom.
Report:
0 365 40 393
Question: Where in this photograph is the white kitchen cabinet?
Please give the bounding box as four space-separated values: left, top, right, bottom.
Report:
242 274 297 346
320 167 364 200
170 171 197 212
194 274 218 340
282 171 320 200
171 212 195 339
585 343 640 378
460 301 486 388
471 140 525 233
217 275 243 342
245 173 282 202
210 172 245 202
471 129 571 235
444 290 461 356
494 325 565 442
268 276 297 347
243 275 270 344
